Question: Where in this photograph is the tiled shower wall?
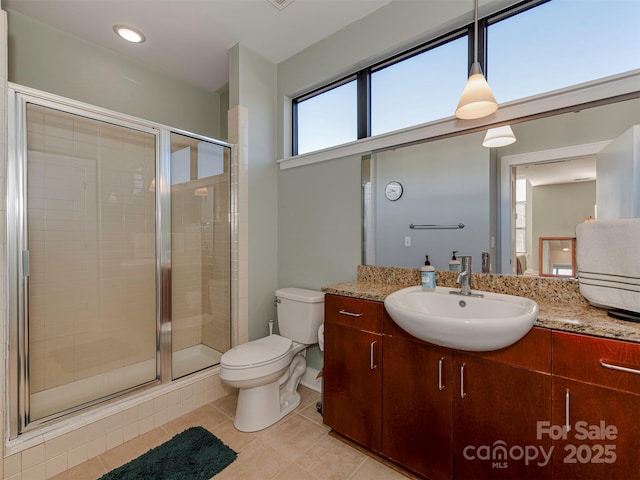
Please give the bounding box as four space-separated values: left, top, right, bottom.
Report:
171 178 230 353
170 145 230 355
200 171 231 353
228 105 249 346
171 187 205 351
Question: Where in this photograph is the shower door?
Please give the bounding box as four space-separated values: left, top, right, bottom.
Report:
170 132 231 379
14 100 159 428
8 88 233 439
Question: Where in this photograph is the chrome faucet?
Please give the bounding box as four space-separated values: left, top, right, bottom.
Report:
450 255 485 297
456 256 473 296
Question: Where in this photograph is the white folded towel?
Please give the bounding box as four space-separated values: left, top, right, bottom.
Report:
576 218 640 313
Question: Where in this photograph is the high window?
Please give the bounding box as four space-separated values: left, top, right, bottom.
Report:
487 0 640 103
292 0 640 155
294 77 357 155
371 34 468 136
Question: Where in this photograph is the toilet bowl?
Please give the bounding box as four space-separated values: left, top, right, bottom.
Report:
220 287 324 432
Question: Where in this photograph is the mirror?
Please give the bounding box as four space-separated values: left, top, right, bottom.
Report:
538 237 576 277
512 159 594 277
363 95 640 275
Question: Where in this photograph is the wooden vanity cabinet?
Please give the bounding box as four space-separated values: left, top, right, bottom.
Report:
324 293 640 479
382 312 453 480
550 332 640 479
452 350 552 480
323 294 383 452
382 313 552 480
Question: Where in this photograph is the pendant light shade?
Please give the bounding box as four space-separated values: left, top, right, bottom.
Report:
455 0 498 120
456 62 498 120
455 63 498 120
482 125 516 148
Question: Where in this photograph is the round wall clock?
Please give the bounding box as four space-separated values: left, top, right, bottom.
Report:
385 181 403 201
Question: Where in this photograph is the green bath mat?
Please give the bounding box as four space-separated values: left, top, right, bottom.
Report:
99 426 237 480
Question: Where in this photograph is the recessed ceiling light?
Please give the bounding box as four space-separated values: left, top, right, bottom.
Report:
113 25 146 43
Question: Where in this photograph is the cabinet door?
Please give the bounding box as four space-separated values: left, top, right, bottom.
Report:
453 354 552 480
552 378 640 479
383 336 453 480
323 322 382 452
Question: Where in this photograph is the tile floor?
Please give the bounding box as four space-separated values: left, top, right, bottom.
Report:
50 386 410 480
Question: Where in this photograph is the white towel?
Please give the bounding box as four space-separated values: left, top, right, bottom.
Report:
576 218 640 313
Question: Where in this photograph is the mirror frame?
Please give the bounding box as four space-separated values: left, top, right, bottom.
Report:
538 237 576 278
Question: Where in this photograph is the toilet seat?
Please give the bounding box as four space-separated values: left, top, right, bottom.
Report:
221 335 292 370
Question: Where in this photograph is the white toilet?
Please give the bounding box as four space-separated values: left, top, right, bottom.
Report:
220 287 324 432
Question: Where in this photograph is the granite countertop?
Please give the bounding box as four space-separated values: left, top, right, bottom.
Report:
323 267 640 344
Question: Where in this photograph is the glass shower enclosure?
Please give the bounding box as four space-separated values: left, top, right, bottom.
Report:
7 87 231 438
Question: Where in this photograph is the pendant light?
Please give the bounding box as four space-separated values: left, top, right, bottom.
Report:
482 125 516 147
455 0 498 120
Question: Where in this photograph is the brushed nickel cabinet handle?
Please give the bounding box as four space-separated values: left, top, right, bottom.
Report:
600 360 640 375
370 341 377 370
438 357 445 391
339 310 363 317
460 363 466 398
565 388 571 432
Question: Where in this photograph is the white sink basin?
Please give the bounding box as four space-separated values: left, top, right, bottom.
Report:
384 286 539 352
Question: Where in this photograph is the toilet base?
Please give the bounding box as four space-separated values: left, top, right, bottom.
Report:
233 353 306 432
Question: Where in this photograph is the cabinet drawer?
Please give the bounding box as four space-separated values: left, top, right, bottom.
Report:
472 326 552 374
325 294 383 333
553 331 640 394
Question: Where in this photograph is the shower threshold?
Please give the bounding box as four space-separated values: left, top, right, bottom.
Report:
30 344 222 422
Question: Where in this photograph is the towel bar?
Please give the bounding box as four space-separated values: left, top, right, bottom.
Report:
409 223 465 230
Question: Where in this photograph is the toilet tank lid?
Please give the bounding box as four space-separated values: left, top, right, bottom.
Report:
276 287 325 303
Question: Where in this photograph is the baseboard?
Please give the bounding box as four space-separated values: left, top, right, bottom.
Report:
300 367 322 393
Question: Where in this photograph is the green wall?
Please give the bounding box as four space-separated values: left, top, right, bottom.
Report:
6 9 222 138
277 154 362 289
278 154 362 368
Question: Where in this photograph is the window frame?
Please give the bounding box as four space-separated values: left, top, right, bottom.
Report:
290 0 557 155
291 0 638 156
292 74 357 156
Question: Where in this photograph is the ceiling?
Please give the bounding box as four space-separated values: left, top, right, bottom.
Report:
516 157 597 187
3 0 393 93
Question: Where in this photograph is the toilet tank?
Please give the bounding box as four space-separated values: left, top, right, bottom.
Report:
275 288 324 344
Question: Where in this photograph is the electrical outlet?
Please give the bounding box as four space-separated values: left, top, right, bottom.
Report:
404 236 412 247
